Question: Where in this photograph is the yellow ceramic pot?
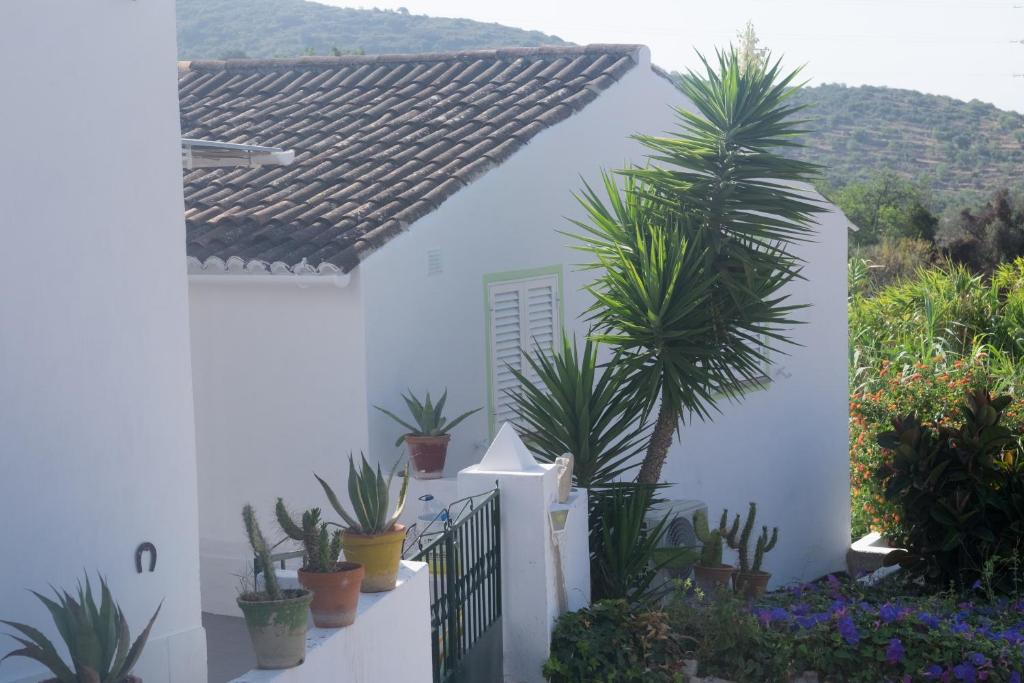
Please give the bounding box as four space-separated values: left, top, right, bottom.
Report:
342 524 407 592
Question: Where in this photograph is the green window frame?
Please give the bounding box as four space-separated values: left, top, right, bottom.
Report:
483 265 565 436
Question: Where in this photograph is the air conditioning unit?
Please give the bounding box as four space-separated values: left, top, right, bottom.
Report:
646 499 707 579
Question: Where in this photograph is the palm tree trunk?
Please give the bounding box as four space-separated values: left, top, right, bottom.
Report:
637 402 678 485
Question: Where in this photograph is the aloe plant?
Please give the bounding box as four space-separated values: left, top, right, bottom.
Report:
316 453 409 535
2 574 160 683
275 501 343 573
375 389 481 446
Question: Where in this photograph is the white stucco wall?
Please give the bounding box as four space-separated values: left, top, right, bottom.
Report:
188 278 370 615
360 51 692 475
188 46 849 608
662 201 851 587
359 53 849 583
233 562 431 683
0 2 205 682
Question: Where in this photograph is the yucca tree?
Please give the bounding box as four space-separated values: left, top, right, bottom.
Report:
573 49 825 485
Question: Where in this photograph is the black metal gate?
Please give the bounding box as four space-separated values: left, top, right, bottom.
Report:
406 488 503 683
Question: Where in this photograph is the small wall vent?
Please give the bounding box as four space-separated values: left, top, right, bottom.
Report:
427 248 443 276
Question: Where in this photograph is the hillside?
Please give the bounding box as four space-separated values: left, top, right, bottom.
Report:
176 0 568 60
790 83 1024 206
176 0 1024 208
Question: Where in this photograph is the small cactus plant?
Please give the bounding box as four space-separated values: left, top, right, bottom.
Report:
243 504 281 600
693 509 726 567
276 500 343 573
721 502 778 573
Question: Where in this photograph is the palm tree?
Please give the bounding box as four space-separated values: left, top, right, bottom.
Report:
572 49 825 485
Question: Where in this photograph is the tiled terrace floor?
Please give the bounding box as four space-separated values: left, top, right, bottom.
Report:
203 612 254 682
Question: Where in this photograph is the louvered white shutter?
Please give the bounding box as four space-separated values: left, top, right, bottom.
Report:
487 273 560 432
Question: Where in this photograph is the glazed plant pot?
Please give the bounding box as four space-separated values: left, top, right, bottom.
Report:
693 564 735 595
404 434 451 479
342 524 407 592
735 570 771 599
237 589 312 669
298 562 364 628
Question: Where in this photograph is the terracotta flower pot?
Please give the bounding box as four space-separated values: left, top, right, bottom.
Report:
693 564 735 594
404 434 450 479
735 570 771 599
298 562 364 628
342 524 407 592
237 589 312 669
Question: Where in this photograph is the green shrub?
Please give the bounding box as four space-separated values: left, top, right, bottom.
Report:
667 589 790 682
876 389 1024 589
848 260 1024 539
543 600 687 683
848 353 1024 539
849 237 935 291
589 483 677 602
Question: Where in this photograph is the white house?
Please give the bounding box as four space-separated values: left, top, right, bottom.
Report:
0 2 208 682
181 44 850 612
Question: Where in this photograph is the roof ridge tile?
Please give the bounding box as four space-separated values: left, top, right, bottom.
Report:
178 44 643 74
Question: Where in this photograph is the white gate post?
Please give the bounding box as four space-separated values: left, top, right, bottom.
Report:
457 424 590 683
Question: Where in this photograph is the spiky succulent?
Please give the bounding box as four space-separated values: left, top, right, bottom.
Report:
375 389 481 446
722 502 778 573
276 501 343 573
316 453 409 535
243 504 281 601
2 573 160 683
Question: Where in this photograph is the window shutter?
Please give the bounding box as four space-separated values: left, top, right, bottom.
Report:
487 273 560 432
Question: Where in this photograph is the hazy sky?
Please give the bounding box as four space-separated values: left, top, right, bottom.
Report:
321 0 1024 113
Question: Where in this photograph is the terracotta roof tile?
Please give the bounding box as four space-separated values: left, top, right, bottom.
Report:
181 45 643 273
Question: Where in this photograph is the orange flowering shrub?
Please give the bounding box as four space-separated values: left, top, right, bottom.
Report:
849 355 1024 539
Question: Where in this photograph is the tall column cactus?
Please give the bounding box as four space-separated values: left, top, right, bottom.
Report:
753 525 779 572
243 504 281 600
275 499 343 572
693 509 726 567
721 502 778 573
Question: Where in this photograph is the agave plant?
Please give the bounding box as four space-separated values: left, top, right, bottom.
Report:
316 453 409 535
375 389 481 446
2 574 160 683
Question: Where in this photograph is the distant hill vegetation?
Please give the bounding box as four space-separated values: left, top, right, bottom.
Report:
176 0 568 60
790 83 1024 207
177 0 1024 209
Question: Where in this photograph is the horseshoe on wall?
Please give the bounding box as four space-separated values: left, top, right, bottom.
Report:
135 542 157 574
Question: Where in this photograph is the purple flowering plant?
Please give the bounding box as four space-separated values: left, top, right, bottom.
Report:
551 573 1024 682
750 574 1024 682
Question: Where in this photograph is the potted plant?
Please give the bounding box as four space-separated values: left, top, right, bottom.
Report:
1 573 159 683
316 454 409 592
692 509 735 594
237 504 312 669
375 389 481 479
276 500 364 628
724 502 778 599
